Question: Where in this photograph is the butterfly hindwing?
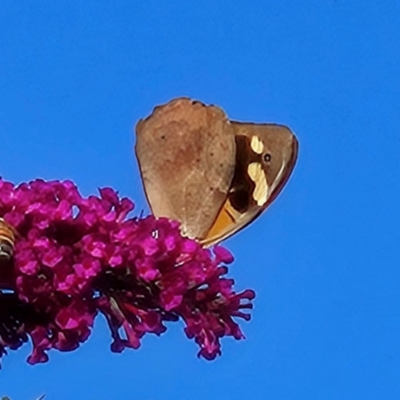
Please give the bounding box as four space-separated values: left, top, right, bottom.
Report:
135 98 236 240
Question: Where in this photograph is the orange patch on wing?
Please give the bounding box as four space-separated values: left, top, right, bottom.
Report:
200 201 240 245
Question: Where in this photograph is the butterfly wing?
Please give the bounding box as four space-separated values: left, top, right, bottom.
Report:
201 122 298 246
135 98 236 239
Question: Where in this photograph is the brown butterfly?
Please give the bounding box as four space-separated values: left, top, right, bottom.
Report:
135 98 298 246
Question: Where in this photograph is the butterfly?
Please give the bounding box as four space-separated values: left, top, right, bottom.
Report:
135 97 298 246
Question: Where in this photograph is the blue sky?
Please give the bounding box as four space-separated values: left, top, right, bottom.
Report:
1 1 400 399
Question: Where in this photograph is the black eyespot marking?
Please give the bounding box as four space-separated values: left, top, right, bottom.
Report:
263 153 272 163
161 135 165 139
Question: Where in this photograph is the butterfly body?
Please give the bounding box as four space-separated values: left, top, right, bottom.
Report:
135 98 298 246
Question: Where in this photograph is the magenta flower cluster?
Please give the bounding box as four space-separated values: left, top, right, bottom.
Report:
0 178 254 365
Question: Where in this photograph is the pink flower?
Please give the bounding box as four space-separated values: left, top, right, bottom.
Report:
0 178 255 365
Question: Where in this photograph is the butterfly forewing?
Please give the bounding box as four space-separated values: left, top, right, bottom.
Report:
201 122 298 246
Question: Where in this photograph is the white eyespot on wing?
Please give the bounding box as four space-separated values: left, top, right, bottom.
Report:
247 162 268 206
250 135 264 154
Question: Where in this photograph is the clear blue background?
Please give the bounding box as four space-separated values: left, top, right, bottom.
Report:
1 1 399 399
